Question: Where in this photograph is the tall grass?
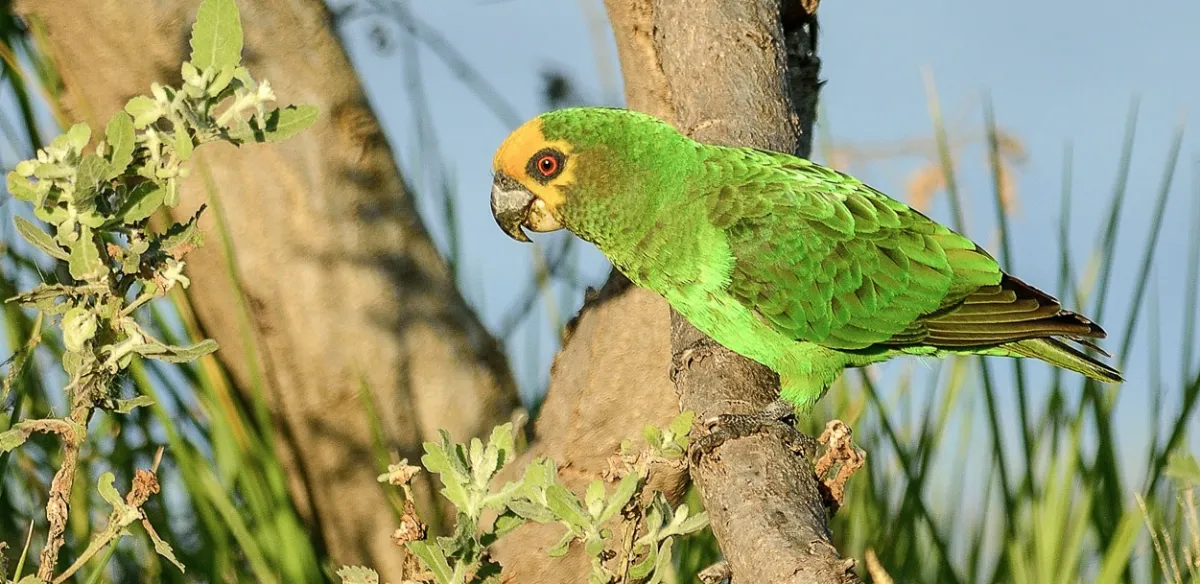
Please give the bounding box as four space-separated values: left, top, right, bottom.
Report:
781 85 1198 584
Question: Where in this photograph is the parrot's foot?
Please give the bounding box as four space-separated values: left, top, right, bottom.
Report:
669 336 724 383
814 420 865 513
691 399 808 461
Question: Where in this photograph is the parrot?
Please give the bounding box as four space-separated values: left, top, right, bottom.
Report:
489 107 1122 411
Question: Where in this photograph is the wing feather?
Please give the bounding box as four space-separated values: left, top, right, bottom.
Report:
708 149 1106 352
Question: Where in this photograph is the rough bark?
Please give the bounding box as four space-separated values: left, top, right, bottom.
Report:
650 2 861 582
15 0 519 578
497 1 862 582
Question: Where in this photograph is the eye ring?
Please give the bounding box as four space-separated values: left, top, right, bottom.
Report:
537 154 558 177
527 148 565 182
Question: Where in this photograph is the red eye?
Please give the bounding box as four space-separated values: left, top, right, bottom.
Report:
536 154 559 177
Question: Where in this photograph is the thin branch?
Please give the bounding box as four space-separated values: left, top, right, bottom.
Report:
53 449 165 584
36 399 93 581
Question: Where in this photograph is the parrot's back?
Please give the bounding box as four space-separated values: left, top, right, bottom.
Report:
623 142 1121 405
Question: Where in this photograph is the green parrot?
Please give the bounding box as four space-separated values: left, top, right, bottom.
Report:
490 107 1121 410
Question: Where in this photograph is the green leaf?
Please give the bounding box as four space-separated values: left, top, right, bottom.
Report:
506 498 555 523
422 440 471 485
181 61 201 86
142 339 219 363
493 512 526 538
14 159 36 176
120 182 166 223
666 510 708 538
335 566 379 584
629 547 656 580
159 207 205 257
14 216 69 260
74 154 108 206
585 480 605 518
145 524 186 573
113 395 156 414
522 457 557 491
666 411 694 453
1164 452 1200 485
124 96 162 129
68 228 106 281
468 437 485 474
105 112 136 178
62 307 98 352
406 541 454 584
176 128 195 161
227 105 318 143
97 472 126 511
480 478 524 511
598 473 641 524
642 497 666 534
189 0 243 71
545 484 590 529
0 427 31 453
164 178 180 208
34 162 70 180
208 65 236 97
66 123 91 152
646 538 675 584
78 210 107 229
7 171 38 201
34 204 69 225
489 423 515 468
547 530 576 558
642 425 663 450
583 535 605 557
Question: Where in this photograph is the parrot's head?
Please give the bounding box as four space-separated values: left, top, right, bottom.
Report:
489 107 691 244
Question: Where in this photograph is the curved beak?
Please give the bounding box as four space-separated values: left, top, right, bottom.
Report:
490 173 534 242
491 173 565 242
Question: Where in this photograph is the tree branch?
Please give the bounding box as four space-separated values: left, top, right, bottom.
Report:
606 0 863 581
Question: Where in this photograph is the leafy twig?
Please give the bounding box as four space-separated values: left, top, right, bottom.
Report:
1 0 316 579
53 448 170 584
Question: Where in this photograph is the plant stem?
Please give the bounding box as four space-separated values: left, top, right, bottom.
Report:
53 451 163 584
36 398 94 581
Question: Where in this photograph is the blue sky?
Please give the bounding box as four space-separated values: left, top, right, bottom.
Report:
336 0 1200 480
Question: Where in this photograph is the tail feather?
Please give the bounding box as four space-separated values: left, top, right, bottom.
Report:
1006 338 1123 383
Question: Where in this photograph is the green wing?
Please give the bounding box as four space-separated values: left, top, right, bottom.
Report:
706 148 1104 351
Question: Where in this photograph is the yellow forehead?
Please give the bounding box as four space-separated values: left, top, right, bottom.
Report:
493 117 573 180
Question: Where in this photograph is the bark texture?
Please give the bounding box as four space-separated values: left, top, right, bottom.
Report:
639 2 861 581
15 0 519 578
498 0 863 582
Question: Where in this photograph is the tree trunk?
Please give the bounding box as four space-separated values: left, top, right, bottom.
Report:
15 0 519 578
496 1 862 582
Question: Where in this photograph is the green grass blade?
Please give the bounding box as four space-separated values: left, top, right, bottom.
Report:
1091 98 1140 320
1115 119 1184 367
859 370 963 584
983 93 1034 495
923 68 966 233
1181 161 1200 387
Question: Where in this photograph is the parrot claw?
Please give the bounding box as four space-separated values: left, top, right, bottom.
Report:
690 399 803 461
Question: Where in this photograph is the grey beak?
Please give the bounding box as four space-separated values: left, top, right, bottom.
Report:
490 173 534 242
